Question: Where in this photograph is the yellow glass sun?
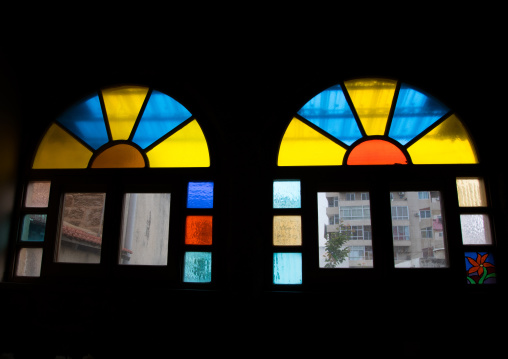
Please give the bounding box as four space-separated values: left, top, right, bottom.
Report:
278 78 478 166
32 86 210 169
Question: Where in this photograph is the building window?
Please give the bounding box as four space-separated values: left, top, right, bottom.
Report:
11 85 215 286
391 206 409 220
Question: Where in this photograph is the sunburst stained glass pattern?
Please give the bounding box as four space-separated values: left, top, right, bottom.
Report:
278 79 478 166
32 86 209 169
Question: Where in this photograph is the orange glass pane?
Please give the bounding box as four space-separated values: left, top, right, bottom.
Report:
91 144 146 168
347 139 408 165
185 216 213 245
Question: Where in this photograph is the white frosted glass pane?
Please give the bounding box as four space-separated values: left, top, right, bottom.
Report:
460 214 492 245
16 248 43 277
273 181 301 208
457 178 487 207
25 181 51 207
273 253 302 284
119 193 171 265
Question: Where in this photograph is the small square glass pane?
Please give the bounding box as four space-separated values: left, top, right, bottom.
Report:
25 181 51 207
119 193 171 265
460 214 492 245
56 193 106 264
273 216 302 246
16 248 43 277
273 252 302 284
465 252 496 284
456 178 487 207
273 180 301 208
317 192 373 268
183 252 212 283
391 191 448 268
185 216 213 245
20 214 46 242
187 182 214 208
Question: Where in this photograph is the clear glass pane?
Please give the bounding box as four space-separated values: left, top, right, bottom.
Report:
456 178 487 207
391 191 448 268
25 181 51 207
273 180 301 208
273 216 302 246
273 252 302 284
317 192 373 268
460 214 492 245
56 193 106 264
16 248 43 277
185 216 213 245
119 193 171 265
187 182 214 208
183 252 212 283
297 84 362 145
133 90 191 149
465 252 496 284
20 214 46 242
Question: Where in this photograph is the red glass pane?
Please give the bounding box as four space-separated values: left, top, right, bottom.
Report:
185 216 213 245
347 139 407 165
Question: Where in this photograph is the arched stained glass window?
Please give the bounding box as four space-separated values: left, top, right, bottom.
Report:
33 85 210 169
278 78 478 166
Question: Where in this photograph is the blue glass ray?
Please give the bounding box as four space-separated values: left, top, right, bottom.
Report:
56 94 109 149
273 253 302 285
388 84 450 145
297 85 362 146
132 90 192 149
187 182 214 209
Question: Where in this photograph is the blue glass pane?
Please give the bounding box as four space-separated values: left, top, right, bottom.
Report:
187 182 214 208
56 94 109 150
297 85 362 146
273 181 301 208
132 90 192 149
388 84 449 145
183 252 212 283
273 253 302 284
20 214 46 242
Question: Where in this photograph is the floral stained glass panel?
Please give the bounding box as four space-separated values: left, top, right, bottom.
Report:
465 252 496 284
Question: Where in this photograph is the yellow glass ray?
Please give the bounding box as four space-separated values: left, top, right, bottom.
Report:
102 86 149 140
146 119 210 167
33 124 93 169
408 114 478 164
344 78 397 136
278 118 347 166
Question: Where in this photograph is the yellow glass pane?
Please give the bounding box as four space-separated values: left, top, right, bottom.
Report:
457 178 488 207
273 216 302 246
102 86 149 140
146 119 210 167
91 144 146 168
407 114 478 164
344 78 397 136
278 118 347 166
33 124 93 169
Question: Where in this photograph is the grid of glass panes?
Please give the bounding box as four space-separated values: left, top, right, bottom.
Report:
183 181 214 283
457 178 496 284
273 180 302 285
15 181 51 277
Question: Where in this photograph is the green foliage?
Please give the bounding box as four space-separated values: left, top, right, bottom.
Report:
323 220 351 268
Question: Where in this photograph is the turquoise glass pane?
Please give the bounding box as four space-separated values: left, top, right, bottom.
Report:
297 85 362 145
388 84 449 145
273 253 302 284
465 252 496 284
273 181 301 208
56 93 109 149
183 252 212 283
187 182 214 208
132 90 192 149
20 214 46 242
